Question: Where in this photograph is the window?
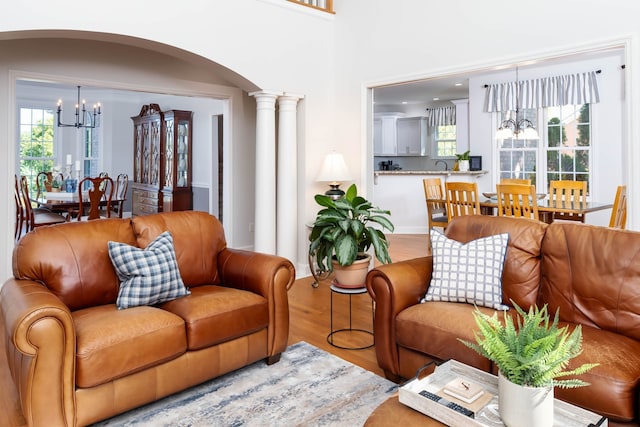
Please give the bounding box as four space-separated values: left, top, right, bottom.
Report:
497 103 591 193
546 104 590 190
434 125 457 157
82 124 100 178
19 106 55 197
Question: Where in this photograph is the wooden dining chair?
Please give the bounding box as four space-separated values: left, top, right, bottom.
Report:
77 175 114 221
110 173 129 218
423 178 448 230
445 181 481 221
496 183 539 220
500 178 531 185
14 174 25 241
608 185 627 229
548 180 588 222
19 175 67 233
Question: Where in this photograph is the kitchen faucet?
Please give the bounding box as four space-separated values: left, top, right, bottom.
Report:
435 160 448 171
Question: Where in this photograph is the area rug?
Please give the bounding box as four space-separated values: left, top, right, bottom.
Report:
92 341 397 426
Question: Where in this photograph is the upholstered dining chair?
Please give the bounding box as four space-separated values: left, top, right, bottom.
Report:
77 175 114 221
422 178 448 230
18 175 67 233
548 180 588 222
500 178 531 185
444 181 481 221
609 185 627 229
496 183 539 220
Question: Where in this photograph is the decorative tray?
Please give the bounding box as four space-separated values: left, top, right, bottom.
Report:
398 360 607 427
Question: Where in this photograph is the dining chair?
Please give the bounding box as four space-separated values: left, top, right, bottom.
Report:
496 183 539 220
445 181 481 221
14 174 25 241
77 175 114 221
500 178 531 185
19 175 67 233
608 185 627 229
422 178 448 230
110 173 129 218
548 180 588 222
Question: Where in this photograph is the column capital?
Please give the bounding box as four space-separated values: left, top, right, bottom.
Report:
281 92 305 101
249 90 282 99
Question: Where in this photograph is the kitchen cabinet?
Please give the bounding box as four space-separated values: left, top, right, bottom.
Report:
373 115 399 156
374 113 428 156
396 117 427 156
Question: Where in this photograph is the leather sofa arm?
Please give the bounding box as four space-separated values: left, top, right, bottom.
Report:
366 256 432 378
0 279 76 427
217 248 295 359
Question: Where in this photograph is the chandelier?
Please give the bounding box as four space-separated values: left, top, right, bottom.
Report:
56 86 101 129
495 67 539 140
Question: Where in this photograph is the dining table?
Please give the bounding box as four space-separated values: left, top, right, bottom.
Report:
479 193 613 224
37 191 126 218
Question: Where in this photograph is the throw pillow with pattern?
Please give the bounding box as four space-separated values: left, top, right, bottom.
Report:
422 229 510 311
108 231 190 309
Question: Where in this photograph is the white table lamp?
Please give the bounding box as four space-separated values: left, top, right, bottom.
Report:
317 152 352 200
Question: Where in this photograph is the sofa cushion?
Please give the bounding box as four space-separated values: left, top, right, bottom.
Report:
423 229 509 310
132 211 226 287
160 285 269 350
73 304 187 388
108 231 190 309
445 215 547 309
554 323 640 422
396 301 497 372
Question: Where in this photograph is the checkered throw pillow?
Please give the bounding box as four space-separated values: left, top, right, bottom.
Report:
108 231 190 310
422 229 510 311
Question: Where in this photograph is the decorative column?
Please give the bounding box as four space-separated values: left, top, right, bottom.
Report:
277 93 303 263
249 91 281 254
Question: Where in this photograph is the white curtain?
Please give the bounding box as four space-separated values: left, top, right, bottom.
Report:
484 71 600 112
427 106 456 126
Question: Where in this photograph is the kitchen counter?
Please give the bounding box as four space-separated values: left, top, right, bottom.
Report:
374 170 488 177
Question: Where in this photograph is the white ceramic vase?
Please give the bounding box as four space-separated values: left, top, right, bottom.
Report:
458 159 470 171
332 254 371 288
498 371 554 427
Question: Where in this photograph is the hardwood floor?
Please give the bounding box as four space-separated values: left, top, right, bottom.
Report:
0 234 429 427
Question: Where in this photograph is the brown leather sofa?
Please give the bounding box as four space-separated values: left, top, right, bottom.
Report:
1 211 295 427
367 215 640 424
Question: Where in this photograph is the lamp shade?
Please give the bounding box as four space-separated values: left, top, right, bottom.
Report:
316 152 352 183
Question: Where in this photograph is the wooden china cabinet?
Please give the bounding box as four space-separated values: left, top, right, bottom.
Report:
131 104 193 216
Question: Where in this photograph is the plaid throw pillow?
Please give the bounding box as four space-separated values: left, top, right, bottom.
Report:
422 229 510 311
108 231 190 310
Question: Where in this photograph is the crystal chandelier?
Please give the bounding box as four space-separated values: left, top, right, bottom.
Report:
56 86 101 129
496 67 539 140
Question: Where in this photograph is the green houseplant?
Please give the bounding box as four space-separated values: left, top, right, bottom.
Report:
309 184 394 287
454 150 470 171
460 303 598 427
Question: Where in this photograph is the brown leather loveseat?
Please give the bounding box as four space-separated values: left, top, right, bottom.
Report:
367 215 640 424
1 211 295 426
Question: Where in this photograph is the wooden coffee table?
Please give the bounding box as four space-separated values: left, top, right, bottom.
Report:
364 393 445 426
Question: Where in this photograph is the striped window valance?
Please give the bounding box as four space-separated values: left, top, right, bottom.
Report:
484 71 600 113
426 106 456 126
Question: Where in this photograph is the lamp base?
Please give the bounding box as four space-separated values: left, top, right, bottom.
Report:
325 184 345 200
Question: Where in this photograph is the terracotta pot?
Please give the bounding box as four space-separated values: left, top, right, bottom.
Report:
498 371 553 427
332 254 371 289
